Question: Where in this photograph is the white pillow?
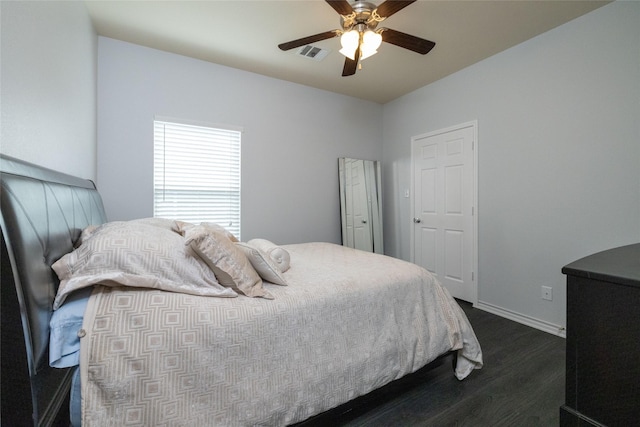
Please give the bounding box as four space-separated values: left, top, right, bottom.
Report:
247 239 291 273
52 221 237 309
185 226 273 299
236 243 288 286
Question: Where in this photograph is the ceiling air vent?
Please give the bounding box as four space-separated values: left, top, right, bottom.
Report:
296 45 330 61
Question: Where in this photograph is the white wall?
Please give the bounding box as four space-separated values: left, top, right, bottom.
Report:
382 1 640 331
0 1 97 180
97 38 382 244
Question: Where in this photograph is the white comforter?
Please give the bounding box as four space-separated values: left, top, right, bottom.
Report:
80 242 482 426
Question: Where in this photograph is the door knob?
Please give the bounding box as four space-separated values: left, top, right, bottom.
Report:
362 219 367 223
413 218 421 223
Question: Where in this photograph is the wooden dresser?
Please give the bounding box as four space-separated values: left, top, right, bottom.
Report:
560 243 640 426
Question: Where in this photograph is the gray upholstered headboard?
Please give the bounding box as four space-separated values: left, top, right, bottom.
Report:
0 154 107 425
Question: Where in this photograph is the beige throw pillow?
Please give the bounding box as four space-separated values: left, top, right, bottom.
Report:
185 226 273 299
175 221 239 242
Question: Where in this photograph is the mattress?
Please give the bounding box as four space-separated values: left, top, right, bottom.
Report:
76 242 482 426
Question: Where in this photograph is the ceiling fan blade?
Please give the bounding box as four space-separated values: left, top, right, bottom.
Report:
342 48 361 77
325 0 354 16
278 30 340 51
381 28 435 55
374 0 416 19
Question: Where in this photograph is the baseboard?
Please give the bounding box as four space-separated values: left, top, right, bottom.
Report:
475 301 566 338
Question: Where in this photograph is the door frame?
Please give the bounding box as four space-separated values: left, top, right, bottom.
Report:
410 120 478 305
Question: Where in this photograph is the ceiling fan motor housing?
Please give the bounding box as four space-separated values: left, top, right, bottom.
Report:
340 2 380 31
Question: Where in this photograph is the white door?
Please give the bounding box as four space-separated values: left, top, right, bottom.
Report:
411 122 476 303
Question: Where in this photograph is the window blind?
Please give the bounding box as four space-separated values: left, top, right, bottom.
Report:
153 119 241 239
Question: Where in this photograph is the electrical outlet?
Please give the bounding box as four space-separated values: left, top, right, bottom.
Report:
541 286 553 301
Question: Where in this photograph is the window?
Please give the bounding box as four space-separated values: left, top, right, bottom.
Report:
153 118 241 238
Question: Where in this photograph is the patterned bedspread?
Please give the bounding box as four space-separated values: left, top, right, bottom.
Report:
80 242 482 426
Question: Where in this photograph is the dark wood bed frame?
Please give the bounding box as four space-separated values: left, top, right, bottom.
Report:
1 154 107 426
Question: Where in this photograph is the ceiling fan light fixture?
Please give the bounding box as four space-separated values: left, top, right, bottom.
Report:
339 29 359 60
360 30 382 60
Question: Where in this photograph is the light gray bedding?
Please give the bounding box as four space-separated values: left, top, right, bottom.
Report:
80 242 482 426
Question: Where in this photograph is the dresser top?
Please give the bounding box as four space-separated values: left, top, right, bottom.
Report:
562 243 640 288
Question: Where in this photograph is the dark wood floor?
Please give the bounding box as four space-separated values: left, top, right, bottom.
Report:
299 301 566 427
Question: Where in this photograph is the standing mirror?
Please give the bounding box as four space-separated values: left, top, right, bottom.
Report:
338 157 383 253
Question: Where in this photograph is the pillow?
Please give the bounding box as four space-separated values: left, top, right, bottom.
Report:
201 222 239 243
129 217 184 232
174 220 196 235
74 224 99 248
236 243 287 286
247 239 291 273
175 221 239 242
185 226 273 299
74 218 179 248
52 221 237 309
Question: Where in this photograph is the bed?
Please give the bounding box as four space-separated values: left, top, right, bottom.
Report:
0 154 482 426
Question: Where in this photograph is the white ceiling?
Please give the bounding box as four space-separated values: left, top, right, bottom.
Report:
85 0 610 104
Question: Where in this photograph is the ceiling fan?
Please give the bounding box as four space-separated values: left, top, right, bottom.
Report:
278 0 435 77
